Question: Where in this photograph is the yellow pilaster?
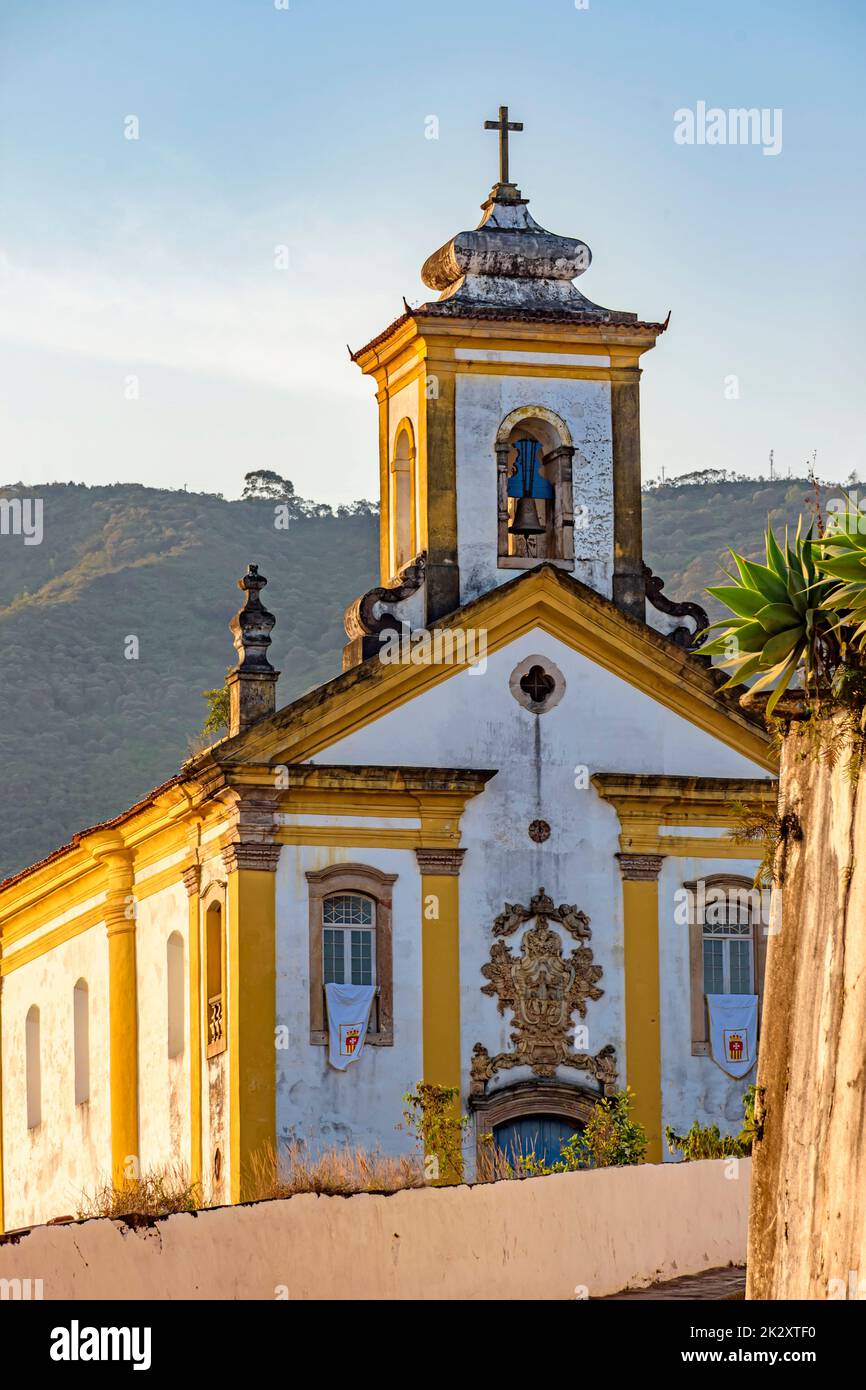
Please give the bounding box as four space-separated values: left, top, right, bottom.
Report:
183 863 203 1194
91 831 139 1187
0 955 5 1233
417 848 464 1181
225 844 278 1203
618 852 664 1163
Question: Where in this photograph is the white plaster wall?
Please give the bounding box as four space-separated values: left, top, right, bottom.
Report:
135 881 190 1180
0 1157 750 1301
1 924 110 1229
659 855 760 1143
313 628 771 1159
455 373 614 604
275 845 422 1161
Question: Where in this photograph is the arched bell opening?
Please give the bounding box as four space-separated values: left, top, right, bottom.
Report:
495 407 575 569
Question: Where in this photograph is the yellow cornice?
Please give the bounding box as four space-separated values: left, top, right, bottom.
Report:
0 779 224 935
591 773 778 857
353 313 661 377
228 567 775 773
1 903 107 976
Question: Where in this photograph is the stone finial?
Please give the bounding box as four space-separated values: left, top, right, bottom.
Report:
227 564 279 736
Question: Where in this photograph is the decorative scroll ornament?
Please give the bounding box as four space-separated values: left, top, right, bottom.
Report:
471 887 618 1097
643 563 710 655
343 553 427 641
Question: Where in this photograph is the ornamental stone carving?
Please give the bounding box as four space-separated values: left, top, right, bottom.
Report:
471 887 618 1097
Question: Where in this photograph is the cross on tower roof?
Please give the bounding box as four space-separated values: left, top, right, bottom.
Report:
484 105 523 187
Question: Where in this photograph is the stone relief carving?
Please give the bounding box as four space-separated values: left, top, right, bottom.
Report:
471 887 618 1097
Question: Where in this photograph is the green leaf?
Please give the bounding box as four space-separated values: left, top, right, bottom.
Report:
705 585 768 620
816 554 866 583
765 525 788 582
754 602 800 635
731 620 776 652
766 658 801 716
759 627 803 667
736 558 790 607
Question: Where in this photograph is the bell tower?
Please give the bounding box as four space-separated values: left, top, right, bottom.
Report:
350 109 667 629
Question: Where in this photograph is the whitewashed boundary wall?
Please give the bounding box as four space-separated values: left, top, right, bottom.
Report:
0 1158 748 1301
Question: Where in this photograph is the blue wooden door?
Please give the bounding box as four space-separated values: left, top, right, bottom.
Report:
493 1114 579 1167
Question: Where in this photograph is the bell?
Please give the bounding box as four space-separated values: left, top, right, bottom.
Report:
508 496 546 536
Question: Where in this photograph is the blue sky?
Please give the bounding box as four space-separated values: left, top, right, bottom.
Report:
1 0 863 502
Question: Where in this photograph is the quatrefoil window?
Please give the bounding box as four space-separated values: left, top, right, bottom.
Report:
519 665 556 705
509 654 566 714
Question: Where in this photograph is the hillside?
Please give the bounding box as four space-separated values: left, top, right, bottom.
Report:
0 476 831 880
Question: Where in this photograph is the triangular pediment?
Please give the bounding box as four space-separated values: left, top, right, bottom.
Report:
198 565 774 775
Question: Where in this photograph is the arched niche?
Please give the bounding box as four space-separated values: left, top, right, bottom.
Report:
390 418 416 575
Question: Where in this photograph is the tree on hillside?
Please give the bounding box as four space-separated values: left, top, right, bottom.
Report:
242 470 295 500
337 499 378 517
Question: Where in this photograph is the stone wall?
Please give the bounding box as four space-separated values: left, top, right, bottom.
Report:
748 721 866 1299
0 1158 748 1301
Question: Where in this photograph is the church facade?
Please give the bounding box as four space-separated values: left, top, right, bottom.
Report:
0 120 777 1231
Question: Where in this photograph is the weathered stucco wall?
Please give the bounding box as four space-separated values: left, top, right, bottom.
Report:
275 844 422 1156
319 627 769 1160
1 921 110 1230
455 373 614 604
0 1157 748 1301
748 723 866 1299
135 879 190 1180
658 855 761 1140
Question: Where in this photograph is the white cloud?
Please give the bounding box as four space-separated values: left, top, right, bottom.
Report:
0 245 387 395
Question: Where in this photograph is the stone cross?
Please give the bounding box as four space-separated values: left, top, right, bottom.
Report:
484 105 523 186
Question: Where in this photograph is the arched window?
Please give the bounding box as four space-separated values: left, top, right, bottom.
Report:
323 893 376 987
73 979 90 1105
685 875 770 1054
205 899 226 1059
390 420 416 575
26 1004 41 1129
495 407 575 569
167 932 185 1059
306 864 396 1047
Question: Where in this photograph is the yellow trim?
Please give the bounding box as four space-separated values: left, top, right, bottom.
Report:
278 828 421 849
0 904 106 975
89 834 140 1190
592 772 777 1164
591 773 778 857
1 872 105 946
352 315 662 379
246 568 775 773
227 868 276 1203
132 863 188 902
622 876 663 1163
0 943 5 1233
0 793 227 939
657 836 762 859
378 394 390 583
420 872 462 1181
442 361 617 382
187 876 203 1194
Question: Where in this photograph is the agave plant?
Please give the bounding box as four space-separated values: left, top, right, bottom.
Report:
812 505 866 649
702 520 840 715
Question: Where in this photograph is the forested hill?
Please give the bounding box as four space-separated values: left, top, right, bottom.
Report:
0 475 832 879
